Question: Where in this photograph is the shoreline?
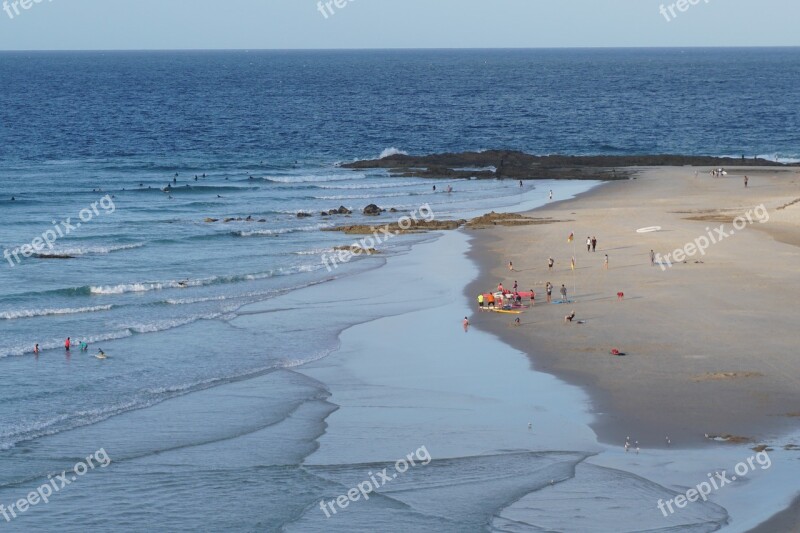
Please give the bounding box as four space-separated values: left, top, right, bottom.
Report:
466 165 800 530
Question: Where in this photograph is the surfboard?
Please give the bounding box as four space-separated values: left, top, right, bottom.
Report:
490 308 522 314
95 354 108 360
636 226 662 233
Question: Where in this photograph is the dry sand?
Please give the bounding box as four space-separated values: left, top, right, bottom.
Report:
468 166 800 449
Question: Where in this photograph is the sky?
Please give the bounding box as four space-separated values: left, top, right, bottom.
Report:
0 0 799 51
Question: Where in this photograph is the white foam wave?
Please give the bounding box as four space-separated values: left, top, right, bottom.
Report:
316 180 429 190
0 305 113 320
379 147 408 159
313 192 413 200
235 223 333 237
90 279 208 295
266 173 366 183
39 243 145 257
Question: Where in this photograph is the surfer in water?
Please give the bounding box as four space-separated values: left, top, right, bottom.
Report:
178 280 189 288
34 344 39 355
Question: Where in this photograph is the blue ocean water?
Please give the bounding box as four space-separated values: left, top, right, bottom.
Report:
0 48 798 531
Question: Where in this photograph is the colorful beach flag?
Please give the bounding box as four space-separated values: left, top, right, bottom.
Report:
567 232 574 243
571 256 576 270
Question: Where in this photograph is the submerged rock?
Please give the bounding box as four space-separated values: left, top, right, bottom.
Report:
363 204 382 216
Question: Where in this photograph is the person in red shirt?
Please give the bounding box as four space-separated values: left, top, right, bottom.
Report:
65 337 71 351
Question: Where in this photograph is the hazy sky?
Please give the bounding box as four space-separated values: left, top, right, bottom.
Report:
0 0 798 50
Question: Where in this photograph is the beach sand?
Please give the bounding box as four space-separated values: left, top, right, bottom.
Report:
468 166 800 448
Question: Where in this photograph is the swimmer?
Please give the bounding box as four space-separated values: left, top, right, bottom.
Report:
33 343 39 354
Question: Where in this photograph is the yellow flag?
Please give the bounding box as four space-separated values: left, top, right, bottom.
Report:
571 257 575 270
567 232 574 243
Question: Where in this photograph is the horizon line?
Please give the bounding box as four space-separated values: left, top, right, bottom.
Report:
1 45 799 53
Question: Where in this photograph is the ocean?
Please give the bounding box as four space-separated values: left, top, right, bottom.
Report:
1 48 799 531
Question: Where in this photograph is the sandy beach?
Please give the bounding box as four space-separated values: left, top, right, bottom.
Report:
468 166 800 527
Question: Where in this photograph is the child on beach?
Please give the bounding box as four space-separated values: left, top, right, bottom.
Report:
548 257 554 270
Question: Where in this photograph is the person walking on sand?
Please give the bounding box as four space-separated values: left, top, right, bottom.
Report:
548 257 554 271
546 282 553 303
650 249 656 267
508 261 514 272
604 254 609 270
560 284 567 302
592 236 597 252
587 237 592 252
744 175 749 188
513 280 518 291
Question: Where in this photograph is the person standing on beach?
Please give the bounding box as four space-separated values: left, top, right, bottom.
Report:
546 282 553 303
513 280 518 291
604 254 609 270
587 237 592 252
592 236 597 252
744 175 749 188
548 257 554 271
560 284 567 302
650 249 656 266
477 294 484 308
508 261 514 272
